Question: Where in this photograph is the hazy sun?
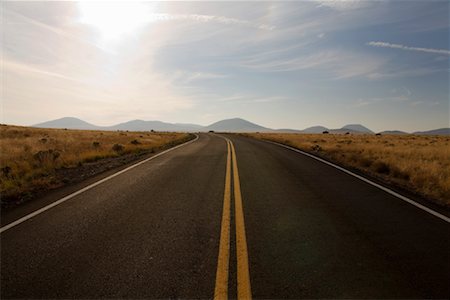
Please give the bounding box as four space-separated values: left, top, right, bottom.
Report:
78 2 151 40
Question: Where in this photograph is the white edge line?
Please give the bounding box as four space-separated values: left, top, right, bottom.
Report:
264 140 450 224
0 134 199 234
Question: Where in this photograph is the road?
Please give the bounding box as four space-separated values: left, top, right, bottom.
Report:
1 133 449 298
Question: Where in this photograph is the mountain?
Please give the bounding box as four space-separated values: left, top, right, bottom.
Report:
275 129 303 133
301 126 329 134
299 124 373 134
108 120 200 132
33 117 101 130
379 130 408 135
204 118 271 132
413 128 450 136
341 124 374 134
33 117 446 135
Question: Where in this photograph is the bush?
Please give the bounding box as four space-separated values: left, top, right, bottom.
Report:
373 161 390 175
33 149 60 164
130 139 141 145
1 166 12 178
112 144 124 152
311 144 322 152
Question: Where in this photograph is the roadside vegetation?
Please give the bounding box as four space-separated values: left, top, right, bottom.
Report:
244 133 450 208
0 125 192 207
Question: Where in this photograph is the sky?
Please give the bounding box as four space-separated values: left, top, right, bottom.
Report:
1 0 449 132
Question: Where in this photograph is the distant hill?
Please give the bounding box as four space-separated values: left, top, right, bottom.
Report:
203 118 272 132
275 129 303 133
413 128 450 136
33 117 101 130
108 120 199 132
341 124 374 134
301 126 329 134
32 117 448 135
299 124 374 134
33 117 201 132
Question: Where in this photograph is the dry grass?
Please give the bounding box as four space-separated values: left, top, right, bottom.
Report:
244 133 450 208
0 125 191 204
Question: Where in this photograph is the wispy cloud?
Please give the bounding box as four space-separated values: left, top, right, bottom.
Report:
352 88 440 109
4 8 114 54
366 67 445 79
353 95 409 108
312 0 374 10
367 41 450 55
148 13 275 31
217 94 289 104
171 71 229 83
240 49 386 79
3 59 82 82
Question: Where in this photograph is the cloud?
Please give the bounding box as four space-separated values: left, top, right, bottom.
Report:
3 8 113 54
148 13 275 31
352 88 440 109
3 59 82 82
312 0 373 10
240 49 386 79
366 67 445 79
367 41 450 55
171 71 229 83
352 95 408 108
220 94 289 104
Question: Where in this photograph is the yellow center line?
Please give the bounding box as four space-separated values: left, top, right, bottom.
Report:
214 140 232 300
214 138 252 300
230 141 252 300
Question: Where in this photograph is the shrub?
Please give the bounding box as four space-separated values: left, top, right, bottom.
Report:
359 157 373 168
1 166 12 178
373 161 390 175
33 149 60 164
311 144 322 152
112 144 124 152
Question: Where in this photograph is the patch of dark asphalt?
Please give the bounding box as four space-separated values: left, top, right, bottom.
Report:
1 134 196 210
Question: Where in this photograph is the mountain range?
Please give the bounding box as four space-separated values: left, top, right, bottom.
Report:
32 117 449 135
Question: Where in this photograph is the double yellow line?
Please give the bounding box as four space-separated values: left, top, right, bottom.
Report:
214 139 252 300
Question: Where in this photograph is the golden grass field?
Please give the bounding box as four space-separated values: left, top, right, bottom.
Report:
0 125 191 206
244 133 450 208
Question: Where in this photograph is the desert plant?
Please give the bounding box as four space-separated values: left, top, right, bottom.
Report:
112 143 124 152
33 149 60 164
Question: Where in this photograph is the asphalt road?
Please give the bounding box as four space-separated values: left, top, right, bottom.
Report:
1 133 449 299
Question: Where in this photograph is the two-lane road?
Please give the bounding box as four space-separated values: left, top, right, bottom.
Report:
1 133 449 298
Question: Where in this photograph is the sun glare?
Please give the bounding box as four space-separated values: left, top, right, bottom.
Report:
78 2 151 40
